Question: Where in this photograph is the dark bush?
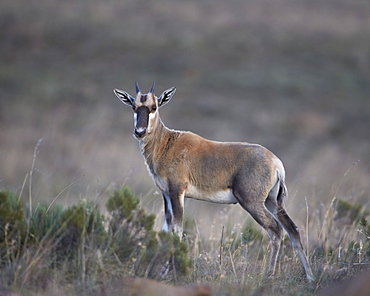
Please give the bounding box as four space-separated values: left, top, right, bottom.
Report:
0 190 26 263
106 187 191 279
0 187 192 291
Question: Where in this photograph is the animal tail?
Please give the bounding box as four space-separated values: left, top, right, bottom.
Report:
276 170 288 207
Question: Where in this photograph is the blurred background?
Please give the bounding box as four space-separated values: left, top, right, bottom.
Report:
1 0 369 234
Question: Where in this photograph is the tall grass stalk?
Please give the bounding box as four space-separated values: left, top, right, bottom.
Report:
28 138 43 220
46 177 83 213
305 196 310 257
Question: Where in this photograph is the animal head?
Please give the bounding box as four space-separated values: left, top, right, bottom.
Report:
113 82 176 139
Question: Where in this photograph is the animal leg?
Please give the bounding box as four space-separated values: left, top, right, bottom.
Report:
162 193 173 232
170 190 185 238
276 206 314 281
265 182 315 282
234 190 283 277
162 186 185 238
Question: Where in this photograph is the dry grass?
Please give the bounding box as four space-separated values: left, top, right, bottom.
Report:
1 180 369 295
1 0 369 202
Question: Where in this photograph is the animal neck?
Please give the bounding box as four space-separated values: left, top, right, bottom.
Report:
138 117 170 165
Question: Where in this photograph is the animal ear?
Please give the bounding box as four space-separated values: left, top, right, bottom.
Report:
113 88 135 107
158 87 176 107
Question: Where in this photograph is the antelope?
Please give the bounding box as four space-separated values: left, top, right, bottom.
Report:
113 82 314 281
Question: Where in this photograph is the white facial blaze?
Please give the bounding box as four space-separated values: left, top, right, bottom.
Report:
134 112 138 128
147 111 157 134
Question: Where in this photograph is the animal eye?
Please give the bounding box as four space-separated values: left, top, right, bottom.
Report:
152 106 157 112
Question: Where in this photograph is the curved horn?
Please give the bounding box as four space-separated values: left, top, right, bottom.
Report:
149 81 155 94
135 81 141 94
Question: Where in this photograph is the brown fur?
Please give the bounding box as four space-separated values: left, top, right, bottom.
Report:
113 84 314 281
144 129 276 199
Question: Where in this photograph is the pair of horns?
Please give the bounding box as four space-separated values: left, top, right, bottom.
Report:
135 81 155 94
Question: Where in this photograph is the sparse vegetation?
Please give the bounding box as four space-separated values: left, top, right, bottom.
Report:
0 186 369 295
0 188 192 295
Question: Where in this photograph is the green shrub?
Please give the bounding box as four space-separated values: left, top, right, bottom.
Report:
335 198 365 224
106 187 140 225
0 187 193 291
47 200 107 271
106 188 155 263
106 187 191 279
312 198 370 267
335 199 370 260
0 191 26 238
29 203 64 242
241 223 264 246
0 190 26 263
61 200 106 242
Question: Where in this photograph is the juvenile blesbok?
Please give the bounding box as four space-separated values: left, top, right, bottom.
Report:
113 82 314 281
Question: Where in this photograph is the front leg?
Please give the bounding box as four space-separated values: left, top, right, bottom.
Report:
161 187 185 237
162 192 173 232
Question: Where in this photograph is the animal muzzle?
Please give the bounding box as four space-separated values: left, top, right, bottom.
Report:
134 127 147 138
134 106 150 139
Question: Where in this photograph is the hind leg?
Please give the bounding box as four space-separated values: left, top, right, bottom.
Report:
234 189 283 277
265 187 315 281
276 206 314 281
